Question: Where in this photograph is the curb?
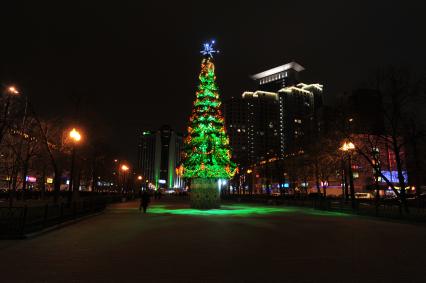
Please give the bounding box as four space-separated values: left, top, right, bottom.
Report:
23 211 105 239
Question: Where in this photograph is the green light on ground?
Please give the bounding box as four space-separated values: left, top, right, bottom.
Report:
306 209 349 217
148 204 349 217
150 204 293 216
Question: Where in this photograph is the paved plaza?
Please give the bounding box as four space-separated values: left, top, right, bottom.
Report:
1 199 426 282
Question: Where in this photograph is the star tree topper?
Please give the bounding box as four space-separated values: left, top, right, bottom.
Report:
200 40 219 57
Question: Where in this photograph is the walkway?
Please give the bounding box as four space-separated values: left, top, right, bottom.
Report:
0 199 425 282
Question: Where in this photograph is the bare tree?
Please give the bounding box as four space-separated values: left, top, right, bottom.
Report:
35 117 67 203
348 68 425 212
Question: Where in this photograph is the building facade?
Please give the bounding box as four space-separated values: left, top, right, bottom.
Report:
278 83 323 156
223 96 249 166
224 62 323 165
242 91 281 164
251 61 304 92
137 125 183 190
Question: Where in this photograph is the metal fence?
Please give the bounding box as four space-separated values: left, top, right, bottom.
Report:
0 196 121 238
222 194 426 222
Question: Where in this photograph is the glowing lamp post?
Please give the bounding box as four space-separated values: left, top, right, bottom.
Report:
120 164 129 195
7 86 19 95
3 86 21 206
2 85 20 136
136 175 143 193
340 141 356 208
68 128 82 202
69 128 81 142
340 141 355 152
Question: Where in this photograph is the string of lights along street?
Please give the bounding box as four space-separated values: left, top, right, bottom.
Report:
179 40 237 179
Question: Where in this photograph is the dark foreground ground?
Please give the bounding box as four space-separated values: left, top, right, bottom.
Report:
1 198 425 283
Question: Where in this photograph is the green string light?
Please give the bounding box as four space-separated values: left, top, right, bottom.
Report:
181 57 237 179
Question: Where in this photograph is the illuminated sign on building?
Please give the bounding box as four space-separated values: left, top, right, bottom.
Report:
381 171 408 183
26 176 37 183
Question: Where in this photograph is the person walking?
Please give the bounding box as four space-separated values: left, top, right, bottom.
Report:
140 190 151 213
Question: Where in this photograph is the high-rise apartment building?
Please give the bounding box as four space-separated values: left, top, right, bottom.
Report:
224 62 323 167
242 91 281 164
278 83 323 156
223 96 249 166
137 125 183 189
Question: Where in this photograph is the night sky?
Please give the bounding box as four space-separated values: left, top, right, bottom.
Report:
1 1 426 162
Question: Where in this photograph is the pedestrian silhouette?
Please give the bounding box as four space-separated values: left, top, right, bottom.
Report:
140 190 151 213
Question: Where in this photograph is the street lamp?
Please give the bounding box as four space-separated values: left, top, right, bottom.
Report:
7 86 19 95
136 175 143 194
3 85 33 203
120 164 129 195
340 141 355 152
3 85 20 206
68 128 82 202
69 128 81 142
2 85 20 133
340 141 356 208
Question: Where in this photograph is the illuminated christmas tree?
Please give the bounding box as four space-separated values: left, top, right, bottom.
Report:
180 41 237 208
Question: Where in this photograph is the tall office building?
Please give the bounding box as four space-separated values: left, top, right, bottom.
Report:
242 91 281 164
223 96 249 166
137 125 183 189
137 130 156 186
224 62 324 167
278 83 323 156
